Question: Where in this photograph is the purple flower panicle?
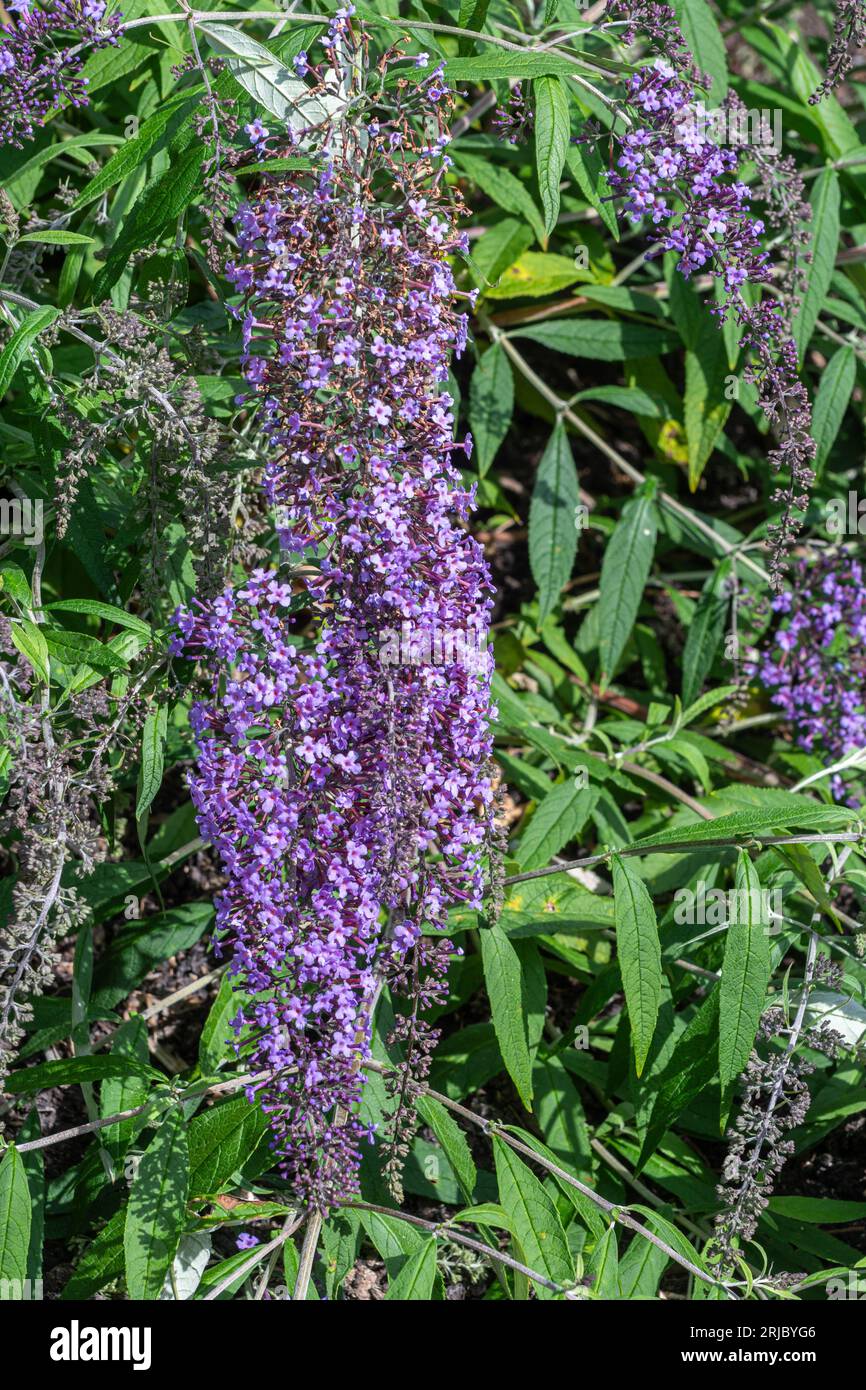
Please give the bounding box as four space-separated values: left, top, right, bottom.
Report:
756 550 866 799
176 28 495 1208
0 0 123 147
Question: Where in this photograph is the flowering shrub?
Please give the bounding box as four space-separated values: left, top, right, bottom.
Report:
0 0 122 146
0 0 865 1326
756 549 866 799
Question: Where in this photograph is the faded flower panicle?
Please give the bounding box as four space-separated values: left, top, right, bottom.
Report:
811 0 866 103
0 617 145 1090
711 956 847 1273
0 0 123 147
175 19 495 1208
754 550 866 799
607 2 815 585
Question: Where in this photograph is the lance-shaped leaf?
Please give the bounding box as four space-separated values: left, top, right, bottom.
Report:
638 987 720 1171
533 76 571 238
124 1107 190 1300
719 851 772 1106
469 344 513 476
529 421 579 624
0 305 60 398
681 559 731 708
385 1238 438 1300
516 779 599 871
612 854 662 1075
812 345 855 476
481 924 534 1109
793 169 840 366
597 488 658 689
0 1148 31 1295
493 1138 574 1298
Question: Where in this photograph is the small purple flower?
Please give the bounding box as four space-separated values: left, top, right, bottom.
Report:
236 1232 260 1251
245 118 270 145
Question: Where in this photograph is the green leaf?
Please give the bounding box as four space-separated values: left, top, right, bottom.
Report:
17 230 95 246
529 422 579 623
43 626 128 672
4 1054 157 1095
469 344 513 476
587 1223 620 1297
385 1238 438 1300
0 562 32 606
793 169 840 366
670 0 728 104
612 854 662 1075
0 305 60 398
44 599 151 638
684 336 732 489
768 1196 866 1224
61 1208 126 1300
481 924 534 1109
532 1055 591 1172
512 319 680 360
469 218 534 291
136 704 168 824
457 0 492 51
415 1095 477 1202
812 345 855 476
438 53 607 81
92 141 207 301
597 489 658 688
0 1148 31 1295
92 902 214 1008
493 1138 574 1298
124 1108 190 1300
565 141 619 240
516 779 599 871
73 93 198 210
533 76 571 237
681 560 731 708
638 987 720 1171
573 385 665 417
198 23 339 130
100 1017 151 1165
188 1095 270 1195
198 971 245 1075
9 619 50 685
625 1205 707 1294
18 1112 44 1286
454 151 545 245
718 851 772 1102
484 251 588 300
237 157 313 176
630 796 853 851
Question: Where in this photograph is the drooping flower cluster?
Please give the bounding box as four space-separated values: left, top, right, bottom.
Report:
491 81 534 145
608 60 770 285
811 0 866 103
754 550 866 796
607 2 815 585
0 0 123 147
175 23 495 1207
